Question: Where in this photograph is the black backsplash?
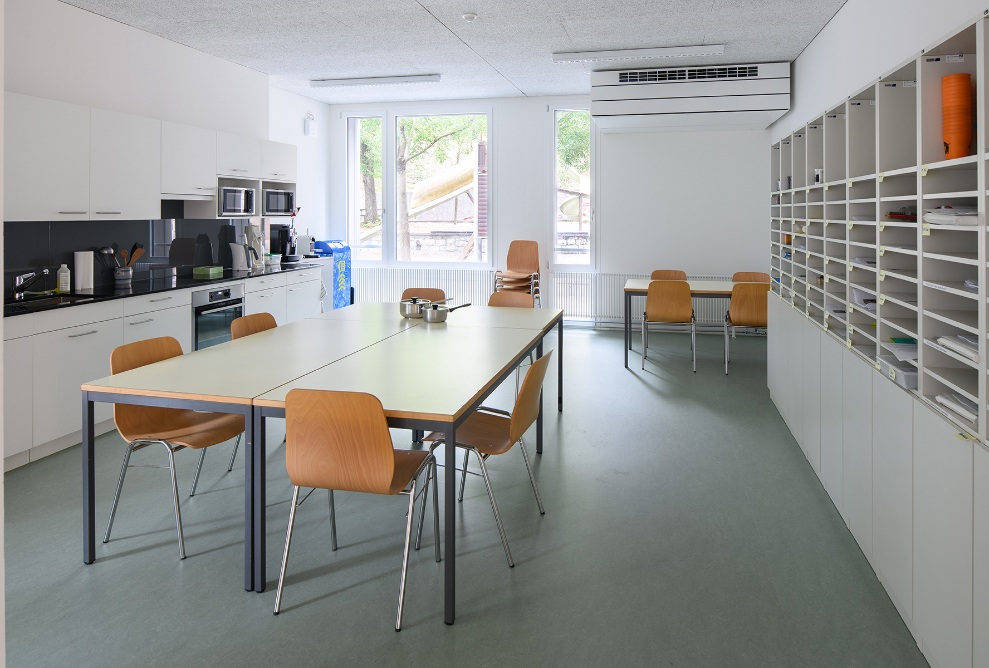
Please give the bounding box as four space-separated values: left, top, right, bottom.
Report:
4 216 262 295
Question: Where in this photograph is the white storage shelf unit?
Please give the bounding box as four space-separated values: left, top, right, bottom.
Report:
769 14 989 668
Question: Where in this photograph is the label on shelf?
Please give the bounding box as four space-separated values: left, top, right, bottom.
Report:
888 367 896 380
879 247 886 256
848 180 853 188
956 432 977 441
825 257 830 264
920 165 929 176
824 275 830 282
879 271 886 281
879 294 886 305
848 222 854 230
903 80 916 87
824 184 829 191
946 54 965 63
874 361 882 371
921 223 930 236
878 173 885 183
846 337 853 348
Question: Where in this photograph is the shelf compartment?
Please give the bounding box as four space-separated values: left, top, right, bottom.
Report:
880 267 918 283
925 307 979 334
792 132 807 189
920 35 978 166
921 395 979 434
878 64 917 173
920 164 977 195
880 291 919 311
824 107 847 183
881 316 919 339
771 142 782 191
925 364 979 404
924 337 980 368
848 94 877 179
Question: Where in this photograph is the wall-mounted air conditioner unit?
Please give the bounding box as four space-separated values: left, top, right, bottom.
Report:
590 62 790 130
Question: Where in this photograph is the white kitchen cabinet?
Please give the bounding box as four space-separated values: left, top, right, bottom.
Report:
767 295 783 402
161 121 216 198
819 333 844 511
3 333 33 457
871 379 914 627
217 131 261 178
261 140 298 182
842 348 873 559
245 287 286 326
32 315 122 446
90 108 161 220
785 307 804 442
285 280 321 323
974 445 989 668
913 405 973 668
4 93 90 221
801 319 821 472
124 305 191 353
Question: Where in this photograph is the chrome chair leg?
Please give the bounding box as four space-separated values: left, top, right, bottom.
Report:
328 489 338 551
691 319 697 373
474 448 514 568
165 446 186 559
414 468 430 551
103 441 136 544
189 447 207 496
518 437 545 514
724 316 730 375
395 478 417 631
274 485 301 615
227 434 241 472
641 316 647 369
458 448 470 502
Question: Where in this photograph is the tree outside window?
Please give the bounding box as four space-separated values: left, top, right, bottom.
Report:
555 110 591 265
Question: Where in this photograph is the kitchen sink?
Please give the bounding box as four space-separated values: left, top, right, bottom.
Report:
4 293 96 315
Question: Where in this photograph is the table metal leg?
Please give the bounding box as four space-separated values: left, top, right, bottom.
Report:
444 428 456 625
624 292 631 367
82 392 95 564
251 408 266 592
557 319 563 412
537 340 544 455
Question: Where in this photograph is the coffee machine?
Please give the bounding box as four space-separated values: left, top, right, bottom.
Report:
270 223 303 264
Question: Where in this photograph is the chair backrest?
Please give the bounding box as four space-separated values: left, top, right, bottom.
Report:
488 291 535 308
728 283 771 327
506 240 539 275
510 351 554 443
401 287 446 303
650 269 687 281
644 280 693 323
284 390 397 495
231 312 278 340
732 272 771 283
110 337 185 440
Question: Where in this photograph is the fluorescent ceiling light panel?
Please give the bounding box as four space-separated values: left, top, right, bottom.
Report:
310 74 441 87
552 45 725 63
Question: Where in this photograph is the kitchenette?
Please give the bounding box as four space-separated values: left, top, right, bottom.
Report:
2 92 348 471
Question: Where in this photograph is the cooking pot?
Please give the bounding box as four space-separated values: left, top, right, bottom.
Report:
399 298 432 318
422 303 471 323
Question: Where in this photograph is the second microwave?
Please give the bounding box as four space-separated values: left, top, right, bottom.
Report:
219 186 256 216
263 189 295 216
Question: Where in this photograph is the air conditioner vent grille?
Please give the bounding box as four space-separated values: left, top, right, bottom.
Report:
619 65 759 84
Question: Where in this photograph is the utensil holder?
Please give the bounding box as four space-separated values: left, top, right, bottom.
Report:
114 267 133 285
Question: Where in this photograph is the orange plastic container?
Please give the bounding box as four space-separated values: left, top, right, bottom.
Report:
942 73 973 159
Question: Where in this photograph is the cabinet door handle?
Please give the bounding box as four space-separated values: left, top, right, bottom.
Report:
68 330 98 339
197 187 214 191
271 172 285 176
58 211 88 215
95 211 122 215
231 168 247 173
128 319 154 326
149 296 173 303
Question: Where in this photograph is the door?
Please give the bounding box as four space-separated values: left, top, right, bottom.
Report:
3 335 33 457
162 121 217 197
842 349 872 558
90 108 161 219
285 280 321 323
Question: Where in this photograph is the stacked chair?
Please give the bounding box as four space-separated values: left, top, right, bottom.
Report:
495 240 540 306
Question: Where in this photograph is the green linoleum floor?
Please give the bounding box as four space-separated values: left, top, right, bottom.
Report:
5 328 928 667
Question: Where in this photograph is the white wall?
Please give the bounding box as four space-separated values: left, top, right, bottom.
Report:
772 0 986 141
5 0 268 137
596 128 768 276
269 88 333 237
325 96 587 268
1 0 7 658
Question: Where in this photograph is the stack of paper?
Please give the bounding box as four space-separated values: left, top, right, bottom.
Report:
850 257 877 268
935 334 979 362
923 205 978 226
851 287 877 312
935 393 978 423
964 277 978 293
881 341 918 361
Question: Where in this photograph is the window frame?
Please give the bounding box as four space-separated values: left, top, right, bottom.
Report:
549 104 597 273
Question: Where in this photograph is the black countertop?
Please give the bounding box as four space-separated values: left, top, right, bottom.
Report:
4 262 324 317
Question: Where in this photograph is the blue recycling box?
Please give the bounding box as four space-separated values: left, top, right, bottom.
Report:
330 245 351 309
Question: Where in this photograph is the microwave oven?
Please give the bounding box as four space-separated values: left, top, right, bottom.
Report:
219 186 255 216
263 189 295 216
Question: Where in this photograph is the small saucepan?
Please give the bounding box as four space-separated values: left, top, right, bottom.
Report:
423 302 471 323
399 297 432 318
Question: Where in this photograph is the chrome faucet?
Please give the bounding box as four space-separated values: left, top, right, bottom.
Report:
13 268 49 300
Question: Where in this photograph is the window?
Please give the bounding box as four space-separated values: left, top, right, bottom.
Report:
347 117 383 261
554 110 591 265
395 114 488 263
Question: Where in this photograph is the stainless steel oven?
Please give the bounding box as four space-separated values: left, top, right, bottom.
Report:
192 284 245 350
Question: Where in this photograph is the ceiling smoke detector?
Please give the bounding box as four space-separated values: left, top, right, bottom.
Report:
462 12 477 22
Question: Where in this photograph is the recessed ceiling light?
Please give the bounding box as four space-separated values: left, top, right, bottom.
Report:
462 12 477 22
552 45 725 63
310 74 442 87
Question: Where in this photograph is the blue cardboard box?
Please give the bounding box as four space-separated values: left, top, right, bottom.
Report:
329 245 351 309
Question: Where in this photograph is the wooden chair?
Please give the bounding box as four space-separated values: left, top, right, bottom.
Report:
732 272 771 283
274 390 439 630
422 352 553 568
650 269 687 280
103 336 244 559
495 240 540 306
401 287 446 303
218 312 279 478
642 280 696 372
724 283 771 374
488 291 535 308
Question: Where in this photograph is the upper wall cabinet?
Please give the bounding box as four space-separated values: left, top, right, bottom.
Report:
4 93 90 221
217 131 261 178
261 140 298 182
161 121 217 199
90 108 161 220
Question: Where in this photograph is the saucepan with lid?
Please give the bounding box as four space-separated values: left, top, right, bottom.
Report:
422 302 470 323
399 297 439 318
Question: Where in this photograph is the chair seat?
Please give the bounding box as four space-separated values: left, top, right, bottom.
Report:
120 411 244 449
496 270 537 280
424 410 514 456
389 449 431 494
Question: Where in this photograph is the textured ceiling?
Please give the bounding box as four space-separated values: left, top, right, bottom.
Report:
59 0 848 104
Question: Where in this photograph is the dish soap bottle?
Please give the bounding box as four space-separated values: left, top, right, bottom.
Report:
56 264 71 293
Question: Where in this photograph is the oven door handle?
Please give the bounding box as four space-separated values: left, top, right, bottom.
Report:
196 300 244 316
